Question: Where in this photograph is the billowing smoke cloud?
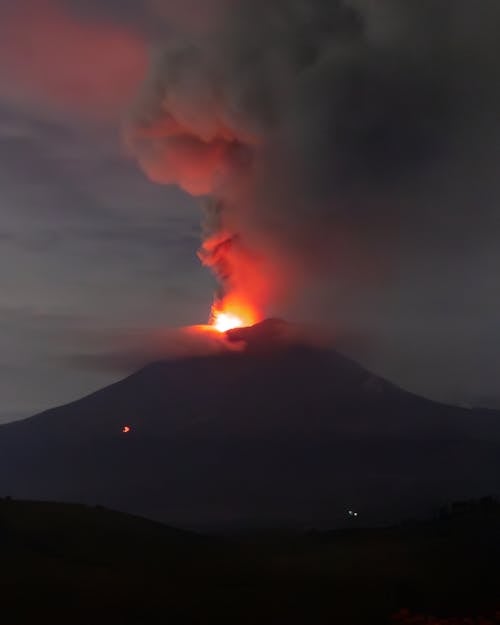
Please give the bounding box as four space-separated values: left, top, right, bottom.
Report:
126 0 500 323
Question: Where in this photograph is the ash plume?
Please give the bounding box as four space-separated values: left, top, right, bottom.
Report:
126 0 500 321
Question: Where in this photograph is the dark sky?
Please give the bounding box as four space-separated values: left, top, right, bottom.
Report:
1 0 500 422
0 0 217 421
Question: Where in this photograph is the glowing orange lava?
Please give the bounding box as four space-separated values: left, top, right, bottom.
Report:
122 426 131 434
210 300 259 333
213 312 245 332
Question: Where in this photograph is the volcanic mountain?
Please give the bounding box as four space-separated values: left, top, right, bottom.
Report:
0 319 498 529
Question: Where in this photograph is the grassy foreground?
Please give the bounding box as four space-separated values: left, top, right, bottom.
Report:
1 498 499 624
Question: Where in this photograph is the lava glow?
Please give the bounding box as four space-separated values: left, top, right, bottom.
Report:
122 426 131 434
213 312 245 333
210 300 259 333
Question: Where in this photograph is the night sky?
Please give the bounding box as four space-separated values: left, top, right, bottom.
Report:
1 0 500 423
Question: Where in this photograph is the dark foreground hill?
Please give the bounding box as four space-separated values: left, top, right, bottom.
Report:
0 319 499 527
1 497 500 625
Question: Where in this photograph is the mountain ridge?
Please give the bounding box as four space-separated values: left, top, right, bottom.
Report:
1 320 498 528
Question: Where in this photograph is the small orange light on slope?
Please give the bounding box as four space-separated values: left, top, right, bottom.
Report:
122 425 131 434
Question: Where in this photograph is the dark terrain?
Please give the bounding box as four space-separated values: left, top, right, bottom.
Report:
1 497 499 625
0 320 499 528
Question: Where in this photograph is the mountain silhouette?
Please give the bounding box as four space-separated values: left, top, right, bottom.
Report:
0 320 498 528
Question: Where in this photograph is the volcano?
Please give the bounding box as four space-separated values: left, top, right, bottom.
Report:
0 319 498 529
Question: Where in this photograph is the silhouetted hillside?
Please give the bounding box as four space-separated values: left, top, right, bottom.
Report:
1 497 500 625
0 320 499 527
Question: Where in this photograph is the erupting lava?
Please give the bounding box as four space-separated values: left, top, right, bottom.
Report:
212 312 247 332
210 300 259 333
213 312 245 333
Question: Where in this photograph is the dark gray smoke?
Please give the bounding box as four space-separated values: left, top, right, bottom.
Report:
126 0 500 336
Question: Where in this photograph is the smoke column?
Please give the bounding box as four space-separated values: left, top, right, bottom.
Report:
126 0 500 324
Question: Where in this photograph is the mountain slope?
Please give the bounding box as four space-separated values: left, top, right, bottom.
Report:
0 320 498 528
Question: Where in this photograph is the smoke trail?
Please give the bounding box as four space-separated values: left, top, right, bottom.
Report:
126 0 500 321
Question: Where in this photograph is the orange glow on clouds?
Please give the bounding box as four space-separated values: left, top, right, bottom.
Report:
0 0 147 120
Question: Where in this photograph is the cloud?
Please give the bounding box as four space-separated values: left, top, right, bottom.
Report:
127 1 500 319
0 0 147 122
